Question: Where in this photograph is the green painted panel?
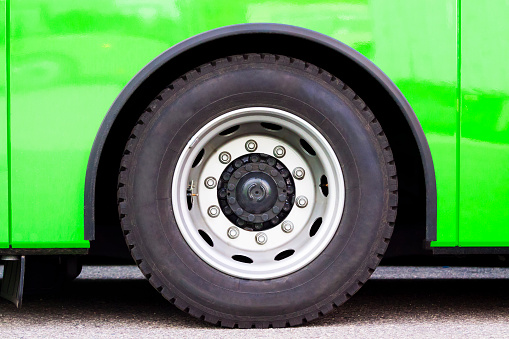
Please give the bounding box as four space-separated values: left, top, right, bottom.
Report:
459 0 509 246
9 0 457 248
0 0 7 248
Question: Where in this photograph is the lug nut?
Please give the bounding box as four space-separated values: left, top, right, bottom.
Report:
262 213 269 221
273 146 286 158
267 158 276 166
219 152 231 164
296 196 308 208
245 140 258 152
234 160 243 168
204 177 217 189
255 232 267 245
281 221 294 233
227 226 239 239
207 205 220 217
293 167 305 180
248 214 255 222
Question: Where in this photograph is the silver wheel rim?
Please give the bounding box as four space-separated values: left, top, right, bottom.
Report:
172 107 345 279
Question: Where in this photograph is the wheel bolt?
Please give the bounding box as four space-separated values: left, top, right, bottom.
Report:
293 167 305 180
255 232 267 245
207 205 220 218
219 152 231 164
245 140 258 152
273 146 286 158
204 177 217 189
296 196 308 208
281 221 294 233
227 226 239 239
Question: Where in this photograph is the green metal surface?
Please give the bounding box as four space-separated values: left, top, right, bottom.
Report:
0 0 7 248
458 0 509 246
1 0 506 248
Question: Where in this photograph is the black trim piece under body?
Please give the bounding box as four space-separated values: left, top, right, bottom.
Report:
431 247 509 255
84 23 437 242
0 248 88 255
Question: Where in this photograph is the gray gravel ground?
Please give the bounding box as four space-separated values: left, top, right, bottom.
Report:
1 265 508 338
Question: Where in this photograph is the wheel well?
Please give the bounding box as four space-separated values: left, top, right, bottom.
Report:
91 30 428 258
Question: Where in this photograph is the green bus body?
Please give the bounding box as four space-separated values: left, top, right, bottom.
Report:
0 0 508 250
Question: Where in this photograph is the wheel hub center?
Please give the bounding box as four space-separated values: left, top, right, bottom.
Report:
237 173 277 213
217 153 296 231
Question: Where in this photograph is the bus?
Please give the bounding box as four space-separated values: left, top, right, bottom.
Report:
1 0 508 328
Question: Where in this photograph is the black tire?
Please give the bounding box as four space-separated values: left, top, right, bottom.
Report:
118 54 397 328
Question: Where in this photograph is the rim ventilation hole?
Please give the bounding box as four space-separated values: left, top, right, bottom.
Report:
232 255 253 264
198 230 214 247
219 125 240 136
192 149 205 168
320 175 329 197
309 217 323 237
274 249 295 261
261 122 282 131
300 138 316 156
187 195 193 210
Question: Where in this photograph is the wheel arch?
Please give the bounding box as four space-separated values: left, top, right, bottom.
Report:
85 23 436 250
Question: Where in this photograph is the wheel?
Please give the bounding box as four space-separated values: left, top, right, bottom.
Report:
118 54 397 328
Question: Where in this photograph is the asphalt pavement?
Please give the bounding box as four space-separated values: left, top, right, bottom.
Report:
1 265 508 338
